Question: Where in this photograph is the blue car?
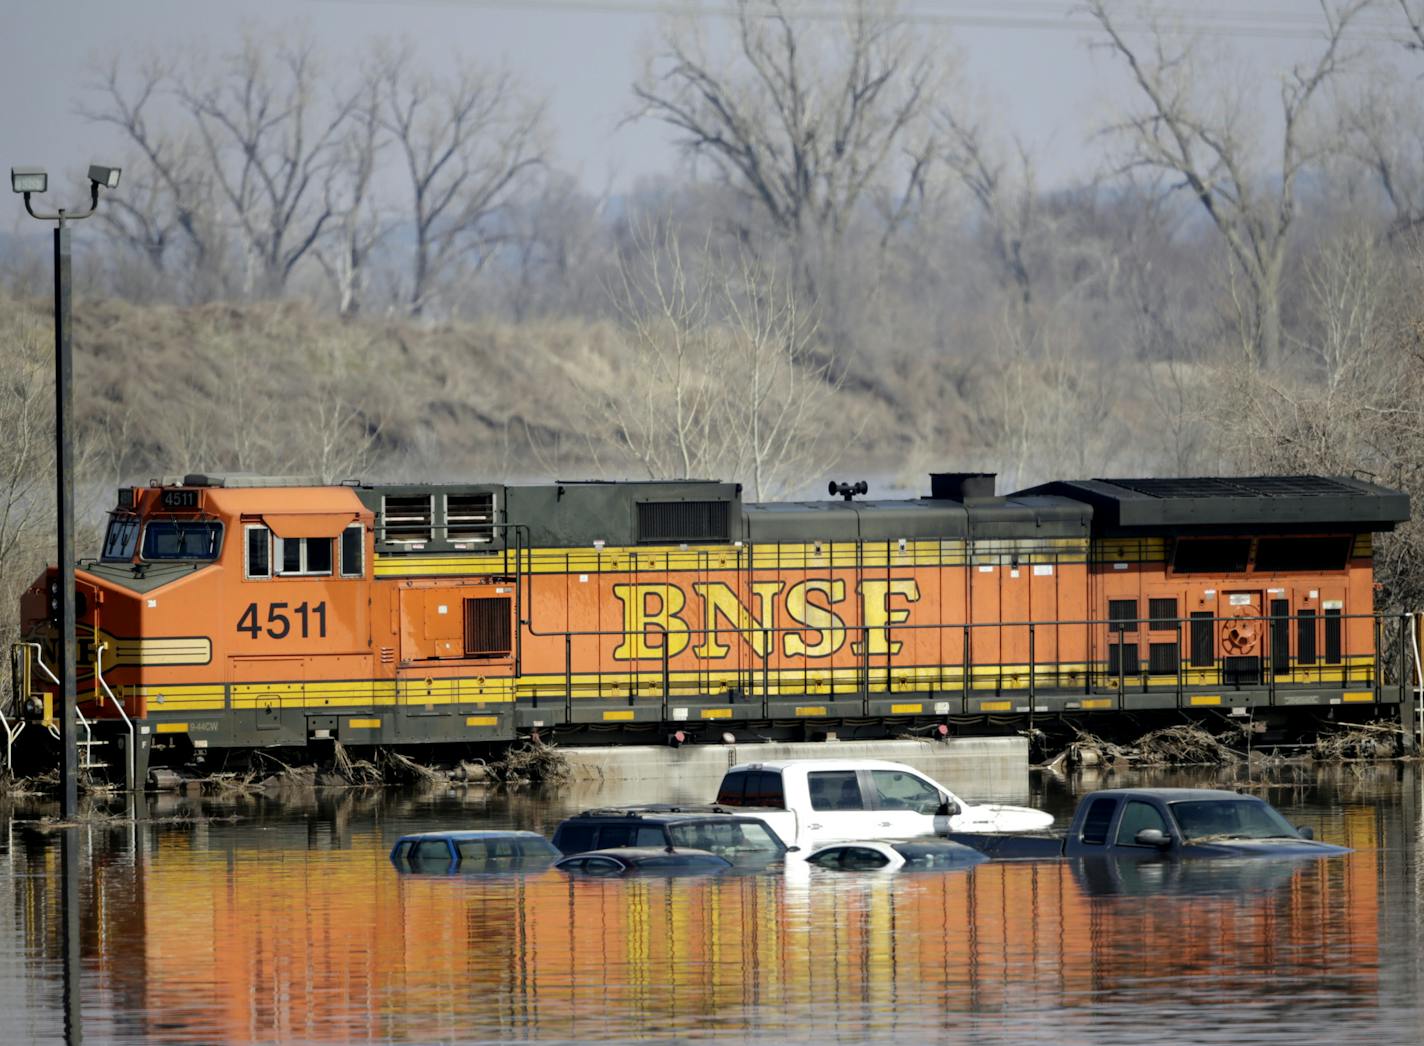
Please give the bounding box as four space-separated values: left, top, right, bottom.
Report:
390 830 560 874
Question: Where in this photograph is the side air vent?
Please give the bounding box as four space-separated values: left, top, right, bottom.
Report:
382 495 432 545
637 501 730 544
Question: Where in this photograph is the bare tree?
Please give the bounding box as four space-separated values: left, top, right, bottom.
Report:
176 32 354 297
591 223 730 480
314 69 387 318
79 56 223 297
377 44 545 316
1086 0 1368 368
1335 3 1424 235
936 109 1039 308
0 311 56 655
721 252 849 499
632 0 942 303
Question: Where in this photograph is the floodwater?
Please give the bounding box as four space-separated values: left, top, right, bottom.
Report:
1 762 1421 1045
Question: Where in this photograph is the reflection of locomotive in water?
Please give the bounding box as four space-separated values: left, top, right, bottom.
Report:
10 801 1389 1042
7 470 1410 784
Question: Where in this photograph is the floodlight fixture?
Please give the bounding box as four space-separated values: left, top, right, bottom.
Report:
11 158 122 817
87 164 121 190
11 167 47 194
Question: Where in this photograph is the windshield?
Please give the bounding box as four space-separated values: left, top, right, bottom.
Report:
1169 799 1299 841
101 515 141 561
667 820 783 855
142 520 223 561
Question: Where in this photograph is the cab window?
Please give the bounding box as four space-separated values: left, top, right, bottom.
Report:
142 520 222 560
277 537 333 576
1115 800 1169 846
716 772 748 806
808 770 864 812
245 525 271 579
1079 797 1120 846
101 515 140 561
340 525 364 577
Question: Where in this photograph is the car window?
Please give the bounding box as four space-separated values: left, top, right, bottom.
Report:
519 838 560 859
409 840 454 870
726 821 782 853
716 772 748 806
1115 801 1169 846
1079 798 1120 846
870 770 942 814
555 824 596 853
458 838 522 869
667 820 782 855
596 825 638 848
756 772 784 807
390 841 414 863
635 826 667 847
891 840 980 867
808 770 864 812
561 855 625 876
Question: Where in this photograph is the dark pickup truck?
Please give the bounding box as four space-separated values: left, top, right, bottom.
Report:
948 788 1350 861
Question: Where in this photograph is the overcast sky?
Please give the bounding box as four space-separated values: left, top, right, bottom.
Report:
0 1 1408 208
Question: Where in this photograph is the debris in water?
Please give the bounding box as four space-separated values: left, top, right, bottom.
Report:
483 740 571 785
1311 721 1409 762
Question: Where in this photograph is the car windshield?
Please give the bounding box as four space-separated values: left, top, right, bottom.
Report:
1169 799 1299 841
891 840 983 866
142 520 223 560
667 820 783 856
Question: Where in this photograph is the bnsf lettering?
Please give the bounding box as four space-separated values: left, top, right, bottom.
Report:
236 601 327 640
610 578 920 661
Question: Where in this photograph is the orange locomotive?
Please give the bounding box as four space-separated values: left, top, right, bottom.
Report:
7 471 1410 784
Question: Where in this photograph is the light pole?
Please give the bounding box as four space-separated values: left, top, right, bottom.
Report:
10 164 121 819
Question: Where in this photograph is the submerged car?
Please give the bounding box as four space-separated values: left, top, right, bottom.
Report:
552 808 788 865
805 837 989 872
554 847 734 876
948 788 1351 861
390 830 561 874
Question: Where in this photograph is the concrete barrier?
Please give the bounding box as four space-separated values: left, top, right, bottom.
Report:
555 736 1031 807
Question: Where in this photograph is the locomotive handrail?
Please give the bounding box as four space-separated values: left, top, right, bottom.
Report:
2 647 25 776
94 643 138 792
1409 612 1423 747
17 642 94 763
526 609 1401 706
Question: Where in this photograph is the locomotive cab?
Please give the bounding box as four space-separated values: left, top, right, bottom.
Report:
12 475 372 783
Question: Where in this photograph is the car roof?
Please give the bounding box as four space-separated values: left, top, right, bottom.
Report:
394 830 548 842
561 847 729 861
564 807 765 823
808 840 898 855
1083 788 1254 801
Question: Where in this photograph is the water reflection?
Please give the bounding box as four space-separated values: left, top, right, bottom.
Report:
2 767 1419 1045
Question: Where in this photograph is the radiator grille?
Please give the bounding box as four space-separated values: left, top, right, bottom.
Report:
464 597 511 658
637 501 730 543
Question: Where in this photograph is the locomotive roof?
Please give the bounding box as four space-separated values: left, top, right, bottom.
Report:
1018 475 1409 534
743 494 1090 542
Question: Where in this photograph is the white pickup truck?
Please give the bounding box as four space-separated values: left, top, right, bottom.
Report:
712 758 1053 849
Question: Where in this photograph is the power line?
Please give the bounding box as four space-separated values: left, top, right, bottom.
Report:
306 0 1414 43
